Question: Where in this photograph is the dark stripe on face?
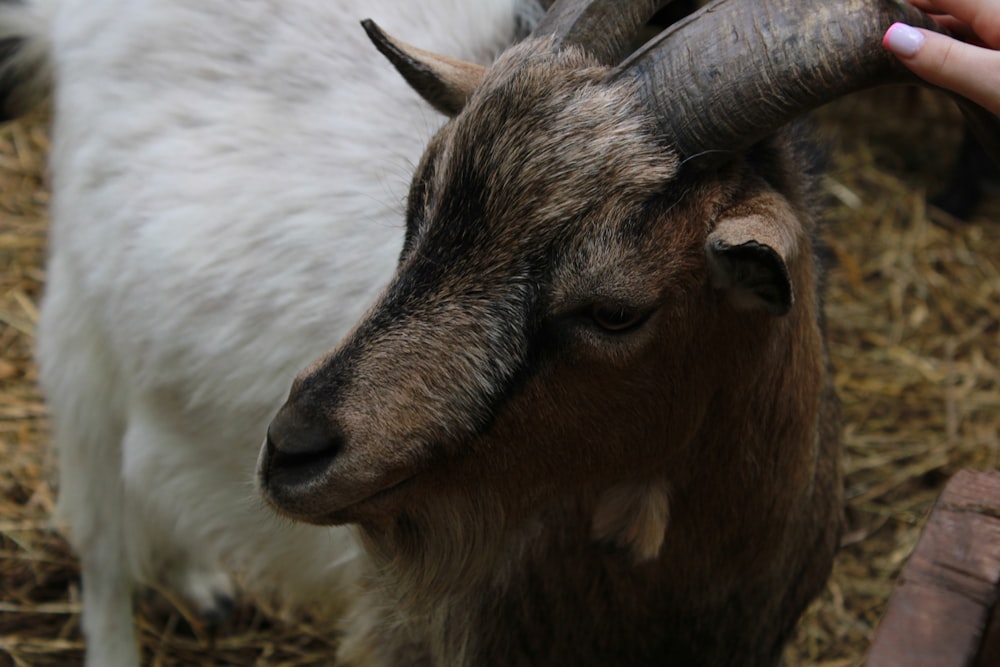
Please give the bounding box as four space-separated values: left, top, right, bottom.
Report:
402 138 441 260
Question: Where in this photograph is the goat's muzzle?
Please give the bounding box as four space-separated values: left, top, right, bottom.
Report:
257 397 421 526
262 406 342 487
257 403 344 521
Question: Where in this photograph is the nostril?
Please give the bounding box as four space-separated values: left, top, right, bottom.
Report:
270 437 340 469
268 422 340 457
265 412 344 487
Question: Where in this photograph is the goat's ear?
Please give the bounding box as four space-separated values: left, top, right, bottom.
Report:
705 192 801 316
362 19 485 117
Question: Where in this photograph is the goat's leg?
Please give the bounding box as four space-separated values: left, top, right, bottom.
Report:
62 457 139 667
119 402 237 627
76 526 141 667
39 293 141 666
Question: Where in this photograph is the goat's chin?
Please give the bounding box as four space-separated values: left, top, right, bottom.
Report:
269 475 417 527
255 440 417 526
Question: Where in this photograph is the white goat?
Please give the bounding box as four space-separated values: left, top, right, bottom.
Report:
0 0 537 665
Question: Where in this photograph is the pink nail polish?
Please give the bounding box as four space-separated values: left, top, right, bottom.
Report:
883 23 925 57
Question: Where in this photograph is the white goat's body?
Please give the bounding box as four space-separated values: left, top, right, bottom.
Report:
13 0 532 664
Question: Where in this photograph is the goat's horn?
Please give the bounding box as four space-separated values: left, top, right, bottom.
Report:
532 0 678 65
612 0 1000 163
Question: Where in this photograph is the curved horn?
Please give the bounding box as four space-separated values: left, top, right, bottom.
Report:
613 0 1000 163
531 0 677 64
362 0 692 115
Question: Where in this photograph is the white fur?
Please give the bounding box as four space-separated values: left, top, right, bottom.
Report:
6 0 532 664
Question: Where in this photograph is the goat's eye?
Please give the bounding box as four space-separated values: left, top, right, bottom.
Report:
589 303 647 333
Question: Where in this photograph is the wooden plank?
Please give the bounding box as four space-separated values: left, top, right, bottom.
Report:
977 597 1000 667
865 469 1000 667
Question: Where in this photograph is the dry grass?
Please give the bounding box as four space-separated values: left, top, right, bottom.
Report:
1 86 998 666
786 89 1000 665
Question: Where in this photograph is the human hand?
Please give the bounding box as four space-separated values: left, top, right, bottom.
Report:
882 0 1000 115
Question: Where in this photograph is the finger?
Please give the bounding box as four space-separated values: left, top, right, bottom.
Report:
907 0 938 12
883 24 1000 115
910 0 1000 47
929 15 985 45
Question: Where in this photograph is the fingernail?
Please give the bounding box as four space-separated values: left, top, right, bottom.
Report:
883 23 925 57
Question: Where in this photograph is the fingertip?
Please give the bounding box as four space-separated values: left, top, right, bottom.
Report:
883 22 926 58
881 27 1000 116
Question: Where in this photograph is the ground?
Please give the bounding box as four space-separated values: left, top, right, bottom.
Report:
0 87 998 666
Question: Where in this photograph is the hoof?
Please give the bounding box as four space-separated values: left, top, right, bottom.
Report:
199 589 237 626
167 566 237 627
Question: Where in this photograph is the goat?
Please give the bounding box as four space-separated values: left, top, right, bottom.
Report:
0 0 542 665
259 0 1000 665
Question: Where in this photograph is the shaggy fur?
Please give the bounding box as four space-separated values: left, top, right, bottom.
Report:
262 33 844 667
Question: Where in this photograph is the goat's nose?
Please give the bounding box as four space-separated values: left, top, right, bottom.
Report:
263 406 343 487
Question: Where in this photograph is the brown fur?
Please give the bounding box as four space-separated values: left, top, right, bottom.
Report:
260 34 843 667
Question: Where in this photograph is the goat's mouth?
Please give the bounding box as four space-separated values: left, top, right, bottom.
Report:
256 437 418 526
308 474 419 526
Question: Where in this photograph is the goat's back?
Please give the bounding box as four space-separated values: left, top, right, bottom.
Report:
42 0 528 434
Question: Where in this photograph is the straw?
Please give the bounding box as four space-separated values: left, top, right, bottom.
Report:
2 85 998 666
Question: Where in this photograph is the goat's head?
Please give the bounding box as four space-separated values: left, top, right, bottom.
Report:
259 37 700 530
258 0 997 545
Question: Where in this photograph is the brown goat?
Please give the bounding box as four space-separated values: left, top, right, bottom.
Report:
258 0 1000 664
